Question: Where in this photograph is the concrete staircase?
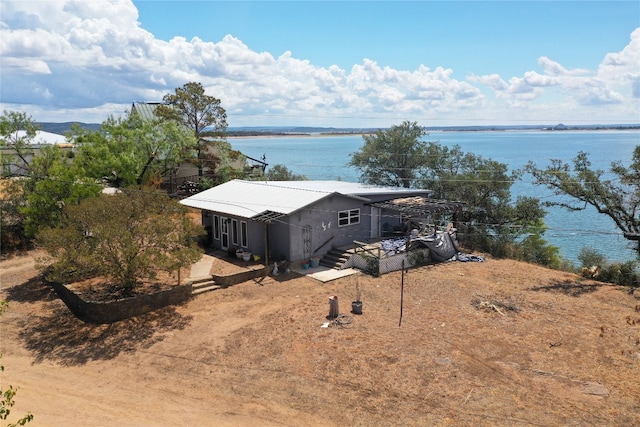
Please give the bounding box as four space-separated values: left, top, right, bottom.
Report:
319 247 354 270
190 276 221 296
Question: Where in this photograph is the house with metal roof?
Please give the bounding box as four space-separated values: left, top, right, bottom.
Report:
1 130 71 176
130 102 164 121
180 179 464 267
130 102 266 193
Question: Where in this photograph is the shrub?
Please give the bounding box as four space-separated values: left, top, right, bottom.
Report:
578 247 607 269
37 189 204 295
577 247 639 287
598 261 639 287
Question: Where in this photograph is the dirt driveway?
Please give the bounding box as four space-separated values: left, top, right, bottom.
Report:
1 250 639 426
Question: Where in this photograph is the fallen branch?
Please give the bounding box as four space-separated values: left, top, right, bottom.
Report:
463 388 474 405
471 295 521 316
549 328 563 347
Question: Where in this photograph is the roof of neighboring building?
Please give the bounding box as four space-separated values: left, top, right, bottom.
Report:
131 102 163 121
179 179 433 221
3 130 69 147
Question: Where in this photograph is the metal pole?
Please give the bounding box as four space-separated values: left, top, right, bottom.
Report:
399 259 405 326
264 222 269 266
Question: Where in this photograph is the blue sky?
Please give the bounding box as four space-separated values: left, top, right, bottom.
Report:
1 1 639 127
135 1 636 76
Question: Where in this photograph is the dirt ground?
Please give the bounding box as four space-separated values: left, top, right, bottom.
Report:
1 250 639 426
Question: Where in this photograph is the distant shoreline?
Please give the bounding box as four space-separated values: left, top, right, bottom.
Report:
227 132 373 139
226 126 640 139
37 122 640 137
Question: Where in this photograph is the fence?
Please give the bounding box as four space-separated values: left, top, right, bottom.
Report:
343 240 430 276
161 174 201 196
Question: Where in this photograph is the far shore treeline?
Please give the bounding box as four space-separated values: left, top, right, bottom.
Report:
37 122 640 137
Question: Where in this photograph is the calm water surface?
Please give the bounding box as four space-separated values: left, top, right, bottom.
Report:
230 131 639 264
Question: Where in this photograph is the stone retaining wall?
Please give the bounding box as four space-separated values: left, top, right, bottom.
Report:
50 281 193 324
212 266 271 287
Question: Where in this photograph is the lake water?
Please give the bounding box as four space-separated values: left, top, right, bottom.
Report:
229 130 639 264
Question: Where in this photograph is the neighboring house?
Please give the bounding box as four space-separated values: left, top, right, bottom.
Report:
130 102 265 192
130 101 163 121
1 130 70 176
180 179 464 266
130 102 200 191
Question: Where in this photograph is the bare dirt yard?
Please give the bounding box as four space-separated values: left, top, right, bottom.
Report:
1 250 639 426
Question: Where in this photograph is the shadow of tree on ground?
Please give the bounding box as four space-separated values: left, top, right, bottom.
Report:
528 279 602 297
4 274 58 304
16 295 193 367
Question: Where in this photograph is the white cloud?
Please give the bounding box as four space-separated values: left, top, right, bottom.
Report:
0 0 638 126
538 57 590 77
468 29 640 119
1 57 51 74
467 74 508 91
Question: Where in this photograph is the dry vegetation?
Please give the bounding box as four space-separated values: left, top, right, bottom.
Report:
1 250 639 426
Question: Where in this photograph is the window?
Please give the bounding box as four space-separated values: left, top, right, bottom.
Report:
221 217 229 249
338 209 360 227
241 221 248 247
213 215 220 240
231 219 239 246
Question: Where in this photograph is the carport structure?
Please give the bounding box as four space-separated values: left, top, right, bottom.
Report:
339 196 467 275
368 195 466 235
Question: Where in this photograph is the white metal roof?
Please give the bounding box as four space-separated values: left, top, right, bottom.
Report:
180 180 339 219
11 130 68 145
257 180 432 197
180 179 432 219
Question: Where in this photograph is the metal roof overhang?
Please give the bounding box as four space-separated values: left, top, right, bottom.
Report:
251 210 286 223
368 196 466 217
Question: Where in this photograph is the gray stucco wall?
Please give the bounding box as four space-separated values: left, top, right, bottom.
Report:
286 194 372 262
244 220 266 259
267 220 290 262
363 190 435 236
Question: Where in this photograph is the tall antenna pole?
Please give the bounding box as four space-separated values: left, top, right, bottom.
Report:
399 259 405 326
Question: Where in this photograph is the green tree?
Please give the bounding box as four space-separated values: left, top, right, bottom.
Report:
350 123 555 263
525 147 640 254
156 82 228 179
0 111 97 245
0 111 40 177
264 164 308 181
72 115 196 187
37 189 204 295
419 142 551 259
349 121 430 188
2 110 199 245
205 139 250 186
20 150 102 239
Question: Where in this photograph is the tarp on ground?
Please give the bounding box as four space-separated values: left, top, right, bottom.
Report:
422 232 458 262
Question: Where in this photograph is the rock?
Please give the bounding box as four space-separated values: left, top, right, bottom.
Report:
633 288 640 299
582 381 609 397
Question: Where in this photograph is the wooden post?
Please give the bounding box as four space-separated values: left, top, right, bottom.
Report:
328 295 339 319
